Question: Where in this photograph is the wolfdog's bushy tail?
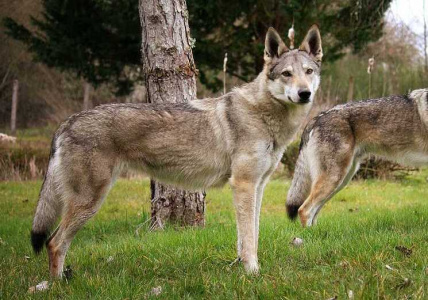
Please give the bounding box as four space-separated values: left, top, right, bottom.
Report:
31 138 62 253
286 148 312 220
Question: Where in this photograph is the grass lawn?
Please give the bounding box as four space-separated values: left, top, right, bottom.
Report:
0 170 427 299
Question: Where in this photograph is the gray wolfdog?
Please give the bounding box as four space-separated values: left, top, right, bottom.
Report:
31 25 323 276
287 89 428 227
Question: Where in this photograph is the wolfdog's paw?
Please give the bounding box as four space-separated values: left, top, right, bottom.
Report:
244 259 259 275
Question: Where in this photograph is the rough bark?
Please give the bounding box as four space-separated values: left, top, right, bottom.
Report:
139 0 205 229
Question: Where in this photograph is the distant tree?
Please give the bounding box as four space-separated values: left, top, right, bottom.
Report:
188 0 393 91
3 0 141 96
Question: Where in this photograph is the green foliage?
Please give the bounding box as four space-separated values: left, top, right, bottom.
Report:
3 1 393 93
0 174 427 298
189 0 392 91
3 0 141 95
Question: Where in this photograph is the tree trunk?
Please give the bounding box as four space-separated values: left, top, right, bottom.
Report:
139 0 205 229
83 81 91 111
10 79 18 136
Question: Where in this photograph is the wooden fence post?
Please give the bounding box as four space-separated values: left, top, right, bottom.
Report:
83 81 91 111
11 79 19 136
347 76 354 102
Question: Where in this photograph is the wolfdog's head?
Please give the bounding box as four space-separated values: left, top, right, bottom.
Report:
264 25 322 105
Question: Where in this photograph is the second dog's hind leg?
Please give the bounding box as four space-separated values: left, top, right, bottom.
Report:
312 158 361 225
298 151 355 227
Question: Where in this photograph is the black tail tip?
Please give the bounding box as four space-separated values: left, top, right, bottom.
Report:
286 203 300 220
31 231 48 254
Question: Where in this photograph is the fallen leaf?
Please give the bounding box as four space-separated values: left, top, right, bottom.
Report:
396 278 411 290
385 265 394 271
107 256 114 263
28 281 49 293
24 255 30 260
64 265 73 280
229 257 241 267
326 296 337 300
339 260 350 269
395 245 412 257
347 290 354 299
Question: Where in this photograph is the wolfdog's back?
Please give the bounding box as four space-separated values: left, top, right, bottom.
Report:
301 94 428 162
55 102 232 188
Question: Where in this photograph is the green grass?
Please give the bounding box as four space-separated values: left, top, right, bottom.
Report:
0 171 427 299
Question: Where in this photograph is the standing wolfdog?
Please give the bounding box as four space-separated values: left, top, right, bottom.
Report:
31 26 323 276
287 89 428 227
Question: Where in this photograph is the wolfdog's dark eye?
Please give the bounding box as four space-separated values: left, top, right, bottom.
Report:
282 71 292 77
306 69 313 75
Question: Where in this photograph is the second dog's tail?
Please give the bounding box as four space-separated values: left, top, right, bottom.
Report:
286 149 312 220
31 138 63 253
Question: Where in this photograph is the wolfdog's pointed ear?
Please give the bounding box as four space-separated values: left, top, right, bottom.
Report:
299 25 323 63
264 27 288 62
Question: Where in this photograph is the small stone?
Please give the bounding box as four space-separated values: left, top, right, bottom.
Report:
347 290 354 299
150 286 162 296
28 281 49 293
291 237 303 247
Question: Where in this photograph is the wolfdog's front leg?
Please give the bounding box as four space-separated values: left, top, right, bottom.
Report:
255 175 270 252
230 176 258 274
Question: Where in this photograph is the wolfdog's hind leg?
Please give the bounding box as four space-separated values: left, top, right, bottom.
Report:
298 151 354 227
47 155 116 278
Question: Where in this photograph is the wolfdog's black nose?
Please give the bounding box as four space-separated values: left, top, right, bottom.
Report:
298 90 311 102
